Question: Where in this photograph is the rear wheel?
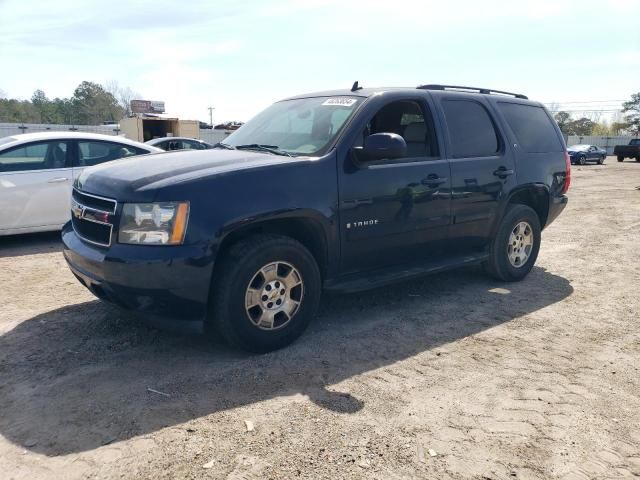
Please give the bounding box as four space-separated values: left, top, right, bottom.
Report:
483 204 541 282
209 234 321 353
617 155 624 162
636 157 640 163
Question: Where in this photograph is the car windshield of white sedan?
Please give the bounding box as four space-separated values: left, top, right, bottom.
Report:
224 96 363 156
568 145 589 151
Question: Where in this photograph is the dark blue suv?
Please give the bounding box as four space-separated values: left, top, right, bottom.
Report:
63 84 570 352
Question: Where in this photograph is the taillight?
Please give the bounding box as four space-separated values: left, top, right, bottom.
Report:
561 151 571 194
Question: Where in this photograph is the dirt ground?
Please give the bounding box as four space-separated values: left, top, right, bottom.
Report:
1 159 639 480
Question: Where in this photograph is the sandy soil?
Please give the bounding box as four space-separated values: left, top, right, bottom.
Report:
1 159 639 480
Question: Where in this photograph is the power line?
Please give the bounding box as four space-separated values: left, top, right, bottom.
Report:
550 109 623 113
542 99 626 104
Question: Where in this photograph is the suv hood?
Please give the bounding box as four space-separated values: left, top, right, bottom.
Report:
76 149 306 200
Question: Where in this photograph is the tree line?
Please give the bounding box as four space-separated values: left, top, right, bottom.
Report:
2 82 639 136
553 92 639 137
0 81 140 125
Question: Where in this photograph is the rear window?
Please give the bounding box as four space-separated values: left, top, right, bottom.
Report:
441 100 500 158
498 103 563 153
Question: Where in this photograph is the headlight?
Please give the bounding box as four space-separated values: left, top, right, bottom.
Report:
118 202 189 245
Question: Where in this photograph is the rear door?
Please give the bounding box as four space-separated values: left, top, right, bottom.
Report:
0 140 73 232
434 95 517 252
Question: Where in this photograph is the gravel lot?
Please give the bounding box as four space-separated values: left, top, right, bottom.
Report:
1 159 639 480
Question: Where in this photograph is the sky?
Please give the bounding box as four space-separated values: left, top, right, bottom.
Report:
0 0 638 124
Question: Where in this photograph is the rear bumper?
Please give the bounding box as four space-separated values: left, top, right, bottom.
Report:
545 195 568 228
62 222 214 327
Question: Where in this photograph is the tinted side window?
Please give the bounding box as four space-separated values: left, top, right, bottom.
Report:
77 141 146 166
442 100 499 158
498 103 563 153
0 141 69 172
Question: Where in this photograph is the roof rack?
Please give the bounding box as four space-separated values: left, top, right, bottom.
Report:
417 84 528 100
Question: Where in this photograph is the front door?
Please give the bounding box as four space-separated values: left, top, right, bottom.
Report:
0 140 72 232
436 97 518 252
339 98 452 273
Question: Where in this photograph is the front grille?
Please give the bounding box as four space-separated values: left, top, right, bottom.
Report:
72 189 117 213
71 189 117 247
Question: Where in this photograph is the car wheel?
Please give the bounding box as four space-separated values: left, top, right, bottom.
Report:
617 155 624 162
636 157 640 163
598 155 605 165
483 204 541 282
579 155 586 165
209 234 321 353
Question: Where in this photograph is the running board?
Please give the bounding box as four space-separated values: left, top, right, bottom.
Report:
325 252 489 294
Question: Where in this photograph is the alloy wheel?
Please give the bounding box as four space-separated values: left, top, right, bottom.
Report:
507 221 534 268
244 261 304 330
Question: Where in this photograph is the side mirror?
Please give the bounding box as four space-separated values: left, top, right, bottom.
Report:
353 132 407 164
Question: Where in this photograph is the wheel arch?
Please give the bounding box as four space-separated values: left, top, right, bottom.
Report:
494 184 551 234
214 212 331 281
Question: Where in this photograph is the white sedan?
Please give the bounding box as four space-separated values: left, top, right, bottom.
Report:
0 132 162 236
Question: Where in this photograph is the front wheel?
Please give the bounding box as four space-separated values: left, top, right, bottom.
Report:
598 155 605 165
209 234 321 353
579 155 586 165
483 204 541 282
617 155 624 162
636 157 640 163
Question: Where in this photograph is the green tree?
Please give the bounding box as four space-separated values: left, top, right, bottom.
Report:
71 81 124 125
622 92 640 135
564 117 596 136
554 111 571 132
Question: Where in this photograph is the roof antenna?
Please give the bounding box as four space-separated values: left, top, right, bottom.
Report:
351 81 363 92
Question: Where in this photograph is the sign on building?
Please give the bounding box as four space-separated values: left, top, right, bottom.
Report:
130 100 166 114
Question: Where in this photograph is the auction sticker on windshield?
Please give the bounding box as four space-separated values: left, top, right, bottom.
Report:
322 97 358 107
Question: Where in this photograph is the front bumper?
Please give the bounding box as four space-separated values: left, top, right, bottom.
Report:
62 222 214 327
545 195 568 228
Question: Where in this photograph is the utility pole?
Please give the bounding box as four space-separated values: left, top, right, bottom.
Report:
208 106 215 127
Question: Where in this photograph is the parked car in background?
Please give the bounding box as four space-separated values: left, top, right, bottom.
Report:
63 84 569 352
214 121 243 130
0 132 161 236
613 139 640 162
146 137 213 151
567 144 606 165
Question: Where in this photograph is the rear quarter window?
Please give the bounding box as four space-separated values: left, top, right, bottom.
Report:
498 102 563 153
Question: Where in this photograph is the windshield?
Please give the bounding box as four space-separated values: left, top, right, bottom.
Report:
567 144 589 151
224 96 364 156
630 139 640 145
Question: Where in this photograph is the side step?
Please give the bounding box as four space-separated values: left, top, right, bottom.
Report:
324 252 489 294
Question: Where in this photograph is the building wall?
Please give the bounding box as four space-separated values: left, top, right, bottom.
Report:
0 122 234 145
567 136 639 155
0 122 120 139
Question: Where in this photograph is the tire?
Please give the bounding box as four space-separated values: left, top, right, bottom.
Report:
617 155 624 162
209 234 321 353
579 155 586 165
636 157 640 163
598 155 605 165
483 204 541 282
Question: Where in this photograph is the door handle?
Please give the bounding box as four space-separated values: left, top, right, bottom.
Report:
493 167 514 179
48 177 69 183
422 174 448 186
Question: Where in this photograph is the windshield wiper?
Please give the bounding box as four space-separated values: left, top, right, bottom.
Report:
235 144 293 157
212 142 236 150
